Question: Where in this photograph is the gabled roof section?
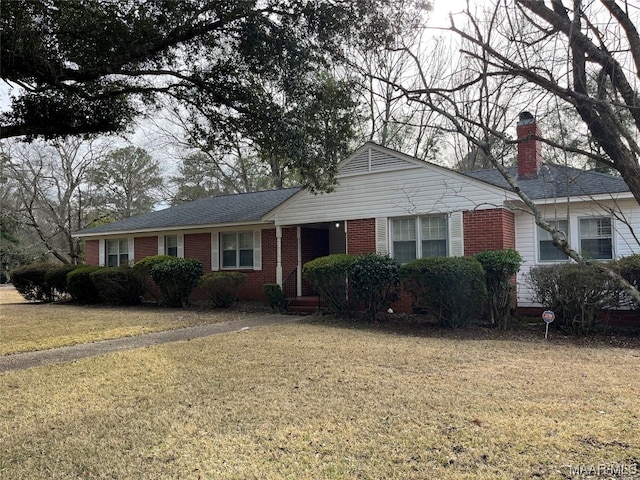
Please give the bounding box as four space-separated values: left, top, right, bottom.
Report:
464 164 630 200
337 142 427 177
75 187 302 236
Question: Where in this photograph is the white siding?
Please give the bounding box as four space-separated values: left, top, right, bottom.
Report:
515 199 640 307
274 166 513 226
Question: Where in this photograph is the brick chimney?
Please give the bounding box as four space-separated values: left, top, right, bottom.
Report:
516 111 542 179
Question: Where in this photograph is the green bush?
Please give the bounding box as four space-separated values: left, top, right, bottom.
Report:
475 249 523 329
67 266 103 304
528 263 619 335
616 254 640 309
0 271 8 284
9 262 56 302
199 272 247 308
90 267 144 305
401 256 487 328
349 254 400 321
150 258 203 307
132 255 178 303
303 254 358 317
264 283 286 312
44 264 79 298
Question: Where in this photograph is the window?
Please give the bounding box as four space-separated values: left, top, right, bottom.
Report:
221 232 254 269
106 239 129 267
165 235 178 257
580 217 613 259
538 219 569 261
392 216 447 264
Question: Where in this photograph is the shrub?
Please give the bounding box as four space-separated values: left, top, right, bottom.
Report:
150 258 203 307
264 283 286 312
67 266 103 303
616 254 640 309
349 254 400 321
9 262 56 302
0 271 8 284
528 263 619 335
132 255 178 303
90 267 144 305
303 254 358 317
475 249 523 329
199 272 247 308
44 264 79 298
401 256 487 328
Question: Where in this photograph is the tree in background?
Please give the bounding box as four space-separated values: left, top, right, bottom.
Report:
91 146 163 219
0 138 106 264
385 0 640 301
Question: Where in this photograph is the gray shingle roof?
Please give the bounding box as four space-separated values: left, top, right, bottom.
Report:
464 164 630 200
76 187 302 235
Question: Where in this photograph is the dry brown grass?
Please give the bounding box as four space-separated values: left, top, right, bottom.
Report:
1 316 639 479
0 286 266 355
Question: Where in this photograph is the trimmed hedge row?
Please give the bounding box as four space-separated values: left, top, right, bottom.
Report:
8 257 244 309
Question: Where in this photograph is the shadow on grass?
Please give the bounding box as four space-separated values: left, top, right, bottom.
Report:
295 312 640 350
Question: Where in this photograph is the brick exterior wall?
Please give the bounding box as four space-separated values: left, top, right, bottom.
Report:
134 236 158 263
85 239 99 265
347 218 376 254
184 233 211 271
463 208 516 256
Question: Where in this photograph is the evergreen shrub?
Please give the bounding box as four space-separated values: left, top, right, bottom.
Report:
401 256 487 328
199 272 247 308
90 267 144 305
528 263 619 335
475 249 523 329
263 283 286 312
9 262 56 302
303 254 358 317
349 253 400 321
44 264 79 298
67 266 103 303
150 258 203 307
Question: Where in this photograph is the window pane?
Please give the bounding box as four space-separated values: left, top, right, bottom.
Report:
107 254 118 267
119 239 128 254
421 216 446 240
166 235 178 257
540 241 568 261
392 219 416 241
239 249 253 268
107 240 118 255
120 253 129 266
222 250 237 268
581 239 613 260
422 240 447 257
239 232 253 249
394 241 416 264
538 220 568 261
580 218 612 259
222 233 237 250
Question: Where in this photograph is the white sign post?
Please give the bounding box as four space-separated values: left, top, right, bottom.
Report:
542 310 555 339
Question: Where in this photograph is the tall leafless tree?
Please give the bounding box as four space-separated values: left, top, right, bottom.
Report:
385 0 640 301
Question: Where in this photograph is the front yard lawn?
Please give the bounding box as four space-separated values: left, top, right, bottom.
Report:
1 311 639 479
0 286 267 355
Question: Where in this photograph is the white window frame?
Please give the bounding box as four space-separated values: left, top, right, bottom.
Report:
221 231 254 269
538 219 569 262
391 215 448 264
106 238 129 267
579 216 613 260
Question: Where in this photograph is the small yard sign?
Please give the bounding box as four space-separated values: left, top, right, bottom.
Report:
542 310 555 339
